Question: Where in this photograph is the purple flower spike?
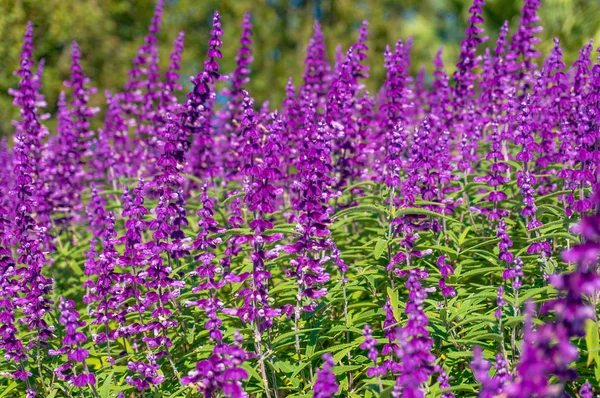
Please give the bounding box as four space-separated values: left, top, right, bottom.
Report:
314 354 339 398
506 186 600 395
50 297 95 388
436 255 455 297
185 11 226 180
300 21 332 113
8 22 55 363
182 331 250 397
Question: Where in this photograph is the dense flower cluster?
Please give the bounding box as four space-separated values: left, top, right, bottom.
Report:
2 1 600 397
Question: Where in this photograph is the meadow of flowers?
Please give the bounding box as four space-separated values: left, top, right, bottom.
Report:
1 0 600 396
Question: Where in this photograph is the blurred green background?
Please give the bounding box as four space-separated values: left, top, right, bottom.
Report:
2 0 600 136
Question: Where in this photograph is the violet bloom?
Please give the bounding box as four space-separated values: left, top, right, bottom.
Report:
381 298 398 357
379 39 413 136
8 22 54 357
182 331 250 398
126 359 165 391
326 49 359 192
437 369 455 398
360 325 380 375
478 21 510 123
533 38 571 172
503 255 523 290
83 202 120 361
436 255 455 297
47 91 83 228
564 42 596 215
285 110 336 309
453 0 488 174
300 21 332 113
141 115 187 361
383 122 408 196
227 100 284 331
185 11 226 180
0 172 29 383
121 0 164 174
505 0 542 91
497 222 514 264
114 180 150 340
161 31 185 116
579 382 593 398
474 124 510 221
314 354 339 398
281 77 301 162
429 48 452 134
0 138 13 198
100 91 131 179
64 41 100 184
49 297 96 388
218 12 254 179
186 184 226 341
506 188 600 395
392 268 442 397
90 97 118 182
494 286 505 319
470 346 502 398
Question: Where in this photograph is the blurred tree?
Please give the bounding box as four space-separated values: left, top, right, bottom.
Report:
1 0 600 137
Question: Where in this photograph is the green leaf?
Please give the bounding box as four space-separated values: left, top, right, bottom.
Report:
0 382 18 398
387 287 401 324
241 362 263 383
374 239 387 260
395 207 458 223
458 226 471 245
460 238 501 255
222 192 246 207
182 173 205 185
101 371 114 398
585 319 600 367
343 180 377 192
272 328 322 346
336 205 390 220
46 389 58 398
526 232 578 243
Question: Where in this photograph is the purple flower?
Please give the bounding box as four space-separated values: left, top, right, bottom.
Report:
8 22 55 359
436 255 455 297
580 382 593 398
453 0 488 173
182 331 250 398
392 268 440 397
126 359 165 391
470 346 503 397
50 297 95 388
216 13 254 179
506 188 600 395
506 0 542 90
300 21 332 113
185 11 226 180
314 354 339 398
64 41 100 184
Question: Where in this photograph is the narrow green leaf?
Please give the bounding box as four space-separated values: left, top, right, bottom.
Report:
395 207 458 223
460 238 501 255
336 205 390 220
585 319 600 367
222 192 246 207
387 287 401 323
101 371 114 398
272 328 321 346
374 239 387 260
0 382 18 398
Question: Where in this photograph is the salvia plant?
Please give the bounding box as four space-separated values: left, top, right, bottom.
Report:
3 1 600 397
